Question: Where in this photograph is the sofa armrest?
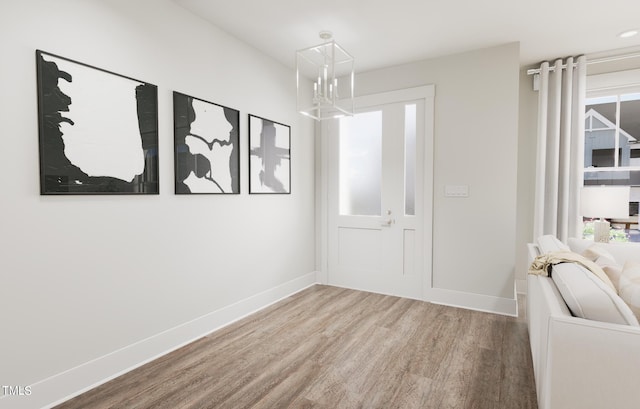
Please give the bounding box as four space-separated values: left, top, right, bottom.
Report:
528 274 572 406
544 316 640 409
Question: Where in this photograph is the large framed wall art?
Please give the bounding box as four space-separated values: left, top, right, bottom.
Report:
173 92 240 194
248 114 291 194
36 50 159 194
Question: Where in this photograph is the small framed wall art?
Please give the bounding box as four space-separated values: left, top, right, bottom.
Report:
36 50 159 194
173 92 240 194
248 114 291 194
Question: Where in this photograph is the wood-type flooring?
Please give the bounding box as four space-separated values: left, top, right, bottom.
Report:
56 285 538 409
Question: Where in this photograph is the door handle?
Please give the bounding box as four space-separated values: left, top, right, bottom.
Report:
381 218 395 227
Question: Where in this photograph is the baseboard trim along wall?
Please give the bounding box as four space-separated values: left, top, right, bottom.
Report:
429 288 518 317
2 272 318 409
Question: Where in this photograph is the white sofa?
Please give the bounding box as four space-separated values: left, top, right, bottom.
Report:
527 236 640 409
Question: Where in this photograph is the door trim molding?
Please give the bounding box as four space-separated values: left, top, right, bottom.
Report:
317 85 435 300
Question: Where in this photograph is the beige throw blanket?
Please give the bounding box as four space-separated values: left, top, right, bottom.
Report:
529 250 616 292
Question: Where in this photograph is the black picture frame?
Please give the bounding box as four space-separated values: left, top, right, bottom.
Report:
36 50 159 195
248 114 291 194
173 92 240 194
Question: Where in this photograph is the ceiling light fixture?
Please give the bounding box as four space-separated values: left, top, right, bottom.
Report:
619 29 638 39
296 31 354 121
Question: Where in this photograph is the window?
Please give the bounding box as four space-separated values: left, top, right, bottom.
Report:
584 70 640 239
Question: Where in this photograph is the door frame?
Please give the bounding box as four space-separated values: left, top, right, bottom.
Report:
316 85 435 301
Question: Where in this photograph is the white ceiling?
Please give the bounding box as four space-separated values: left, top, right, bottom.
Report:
173 0 640 72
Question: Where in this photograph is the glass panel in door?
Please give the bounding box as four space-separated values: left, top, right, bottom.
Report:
338 110 382 216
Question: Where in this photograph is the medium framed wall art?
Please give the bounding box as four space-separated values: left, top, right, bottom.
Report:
248 114 291 194
35 50 159 194
173 92 240 194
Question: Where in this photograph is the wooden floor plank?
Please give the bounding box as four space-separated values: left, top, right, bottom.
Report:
55 285 538 409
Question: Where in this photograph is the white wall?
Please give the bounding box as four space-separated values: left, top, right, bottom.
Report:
353 43 521 313
0 0 315 407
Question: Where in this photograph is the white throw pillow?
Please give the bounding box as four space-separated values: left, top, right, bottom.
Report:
618 261 640 321
593 251 622 291
602 264 623 291
551 262 639 326
595 254 618 269
582 244 616 263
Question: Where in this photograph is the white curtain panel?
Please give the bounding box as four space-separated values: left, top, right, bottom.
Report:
533 56 587 242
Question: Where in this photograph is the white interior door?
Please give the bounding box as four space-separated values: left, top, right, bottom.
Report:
326 91 428 299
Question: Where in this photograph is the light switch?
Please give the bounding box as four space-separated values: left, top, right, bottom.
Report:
445 185 469 197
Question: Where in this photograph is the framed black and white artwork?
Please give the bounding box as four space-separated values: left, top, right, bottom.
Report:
173 92 240 194
36 50 159 195
248 114 291 194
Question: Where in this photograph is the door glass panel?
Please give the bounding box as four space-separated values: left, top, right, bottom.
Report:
339 111 382 216
405 104 416 216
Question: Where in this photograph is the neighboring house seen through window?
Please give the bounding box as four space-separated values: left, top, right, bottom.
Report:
585 93 640 181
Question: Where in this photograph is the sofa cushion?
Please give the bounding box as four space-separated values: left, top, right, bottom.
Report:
551 262 640 326
619 261 640 322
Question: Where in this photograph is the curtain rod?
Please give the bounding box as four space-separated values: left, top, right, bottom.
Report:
526 52 640 75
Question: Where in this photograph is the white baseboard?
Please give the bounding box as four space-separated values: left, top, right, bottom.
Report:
429 287 518 317
0 272 318 409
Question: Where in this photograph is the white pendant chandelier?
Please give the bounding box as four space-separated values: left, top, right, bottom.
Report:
296 31 354 121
